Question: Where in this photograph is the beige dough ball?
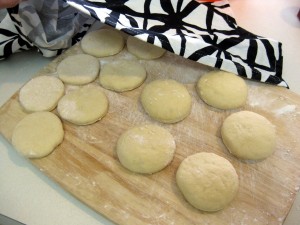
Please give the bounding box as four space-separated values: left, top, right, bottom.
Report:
57 54 100 85
116 124 176 174
141 79 192 123
57 85 108 125
19 75 64 112
127 36 166 60
221 111 276 160
197 71 248 109
99 60 146 92
176 152 239 212
12 112 64 159
81 29 125 57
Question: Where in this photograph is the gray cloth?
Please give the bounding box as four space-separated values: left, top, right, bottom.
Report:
0 0 99 59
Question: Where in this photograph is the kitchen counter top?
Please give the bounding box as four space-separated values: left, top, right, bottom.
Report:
1 1 300 224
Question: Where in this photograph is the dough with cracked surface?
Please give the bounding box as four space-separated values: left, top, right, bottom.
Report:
176 152 239 211
221 111 276 160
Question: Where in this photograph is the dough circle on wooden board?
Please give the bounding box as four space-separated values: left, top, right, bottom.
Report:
196 71 248 109
57 85 108 125
176 152 239 212
81 29 125 57
116 124 176 174
19 75 64 112
12 112 64 159
141 79 192 123
221 111 276 160
57 54 100 85
127 36 166 60
99 60 147 92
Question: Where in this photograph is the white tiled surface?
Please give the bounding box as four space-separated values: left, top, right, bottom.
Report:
1 1 300 225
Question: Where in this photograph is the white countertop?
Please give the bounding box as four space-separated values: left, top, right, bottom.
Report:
1 1 300 224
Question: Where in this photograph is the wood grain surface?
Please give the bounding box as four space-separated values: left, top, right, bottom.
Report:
1 41 300 225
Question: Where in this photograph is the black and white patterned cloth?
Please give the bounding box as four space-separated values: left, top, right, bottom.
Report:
0 0 97 58
0 0 288 87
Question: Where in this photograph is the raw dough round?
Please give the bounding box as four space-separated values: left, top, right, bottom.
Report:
176 152 239 212
221 111 276 160
141 79 192 123
57 54 100 85
19 75 64 112
197 71 248 109
12 112 64 159
99 60 146 92
127 36 166 60
116 124 176 174
57 85 108 125
81 29 125 57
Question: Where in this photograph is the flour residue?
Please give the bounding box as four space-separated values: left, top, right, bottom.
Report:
65 173 82 186
274 105 297 116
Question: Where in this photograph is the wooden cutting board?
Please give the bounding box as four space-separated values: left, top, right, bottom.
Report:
1 43 300 225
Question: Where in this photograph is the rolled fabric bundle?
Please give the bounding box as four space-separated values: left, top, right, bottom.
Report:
0 0 99 59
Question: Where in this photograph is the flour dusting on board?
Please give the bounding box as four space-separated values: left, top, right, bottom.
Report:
247 84 300 122
247 85 276 108
2 41 299 225
75 126 104 144
65 173 82 186
274 105 297 116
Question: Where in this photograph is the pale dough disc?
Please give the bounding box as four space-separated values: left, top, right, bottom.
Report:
99 60 146 92
141 79 192 123
176 152 239 212
116 124 176 174
221 111 276 160
81 29 125 57
12 112 64 159
127 36 166 60
57 85 108 125
57 54 100 85
197 71 248 109
19 75 64 112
